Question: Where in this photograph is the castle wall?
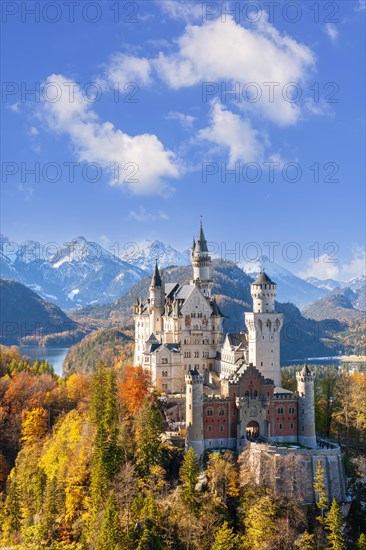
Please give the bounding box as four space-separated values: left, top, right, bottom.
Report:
247 442 346 504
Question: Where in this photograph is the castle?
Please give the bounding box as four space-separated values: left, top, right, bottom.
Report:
133 222 318 452
133 223 346 503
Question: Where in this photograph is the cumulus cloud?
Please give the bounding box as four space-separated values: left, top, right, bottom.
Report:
153 15 315 125
197 100 265 165
299 246 366 281
355 0 366 11
324 23 339 44
129 205 169 222
39 75 180 194
104 53 152 87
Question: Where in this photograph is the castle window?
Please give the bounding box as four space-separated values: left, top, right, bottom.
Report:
279 423 283 430
245 391 249 397
219 409 225 416
290 423 294 429
144 356 149 362
289 407 295 414
278 407 284 414
206 409 213 417
208 426 212 432
260 361 263 366
219 425 224 432
254 390 258 398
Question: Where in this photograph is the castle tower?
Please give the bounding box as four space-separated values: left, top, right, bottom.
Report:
185 368 204 456
244 272 283 386
296 365 317 449
149 260 164 336
191 222 213 297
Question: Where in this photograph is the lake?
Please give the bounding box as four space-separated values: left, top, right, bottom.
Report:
19 345 71 376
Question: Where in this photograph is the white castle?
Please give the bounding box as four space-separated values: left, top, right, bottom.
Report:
133 222 283 392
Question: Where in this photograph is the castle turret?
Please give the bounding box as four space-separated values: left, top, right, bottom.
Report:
296 365 317 448
185 368 204 456
191 222 213 297
149 260 164 336
244 272 283 386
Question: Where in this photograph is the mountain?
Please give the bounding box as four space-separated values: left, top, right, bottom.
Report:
306 277 343 292
120 239 190 273
72 260 344 362
239 256 328 308
0 279 82 345
1 235 146 309
303 286 365 323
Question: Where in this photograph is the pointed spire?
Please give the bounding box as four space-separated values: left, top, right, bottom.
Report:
150 259 162 288
194 220 209 253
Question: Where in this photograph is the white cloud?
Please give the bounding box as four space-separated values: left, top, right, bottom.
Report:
299 255 340 280
40 74 180 195
355 0 366 11
299 246 366 281
104 53 152 86
129 205 169 222
165 111 196 129
156 0 203 22
342 246 366 279
324 23 339 44
197 100 265 165
153 14 315 126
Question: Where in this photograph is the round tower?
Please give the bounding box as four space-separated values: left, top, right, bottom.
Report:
149 260 164 336
185 368 204 456
244 272 283 386
296 365 316 449
191 222 213 296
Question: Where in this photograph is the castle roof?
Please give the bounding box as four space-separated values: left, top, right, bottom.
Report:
253 271 274 285
151 260 162 288
211 297 225 318
225 332 247 350
194 222 209 254
299 364 312 376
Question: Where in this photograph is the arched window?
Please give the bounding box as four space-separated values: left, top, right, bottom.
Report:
219 425 224 432
278 406 284 414
253 390 258 398
218 409 225 416
278 423 283 430
206 409 213 417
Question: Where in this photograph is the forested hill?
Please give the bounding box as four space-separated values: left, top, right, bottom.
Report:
71 261 344 362
0 279 81 345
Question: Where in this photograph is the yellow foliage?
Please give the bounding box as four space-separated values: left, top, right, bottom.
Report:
21 407 48 445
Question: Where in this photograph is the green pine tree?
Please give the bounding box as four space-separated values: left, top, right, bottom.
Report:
212 521 238 550
3 475 21 535
134 401 163 477
325 499 346 550
95 493 123 550
179 447 200 513
243 495 277 550
313 460 328 522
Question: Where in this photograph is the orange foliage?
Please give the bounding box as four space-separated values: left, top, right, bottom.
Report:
66 373 91 403
118 365 151 415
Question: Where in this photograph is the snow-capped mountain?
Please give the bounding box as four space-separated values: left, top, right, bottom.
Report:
239 256 329 309
1 235 146 309
306 277 343 292
121 239 190 273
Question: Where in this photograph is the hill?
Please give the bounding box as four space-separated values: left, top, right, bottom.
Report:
63 327 134 376
0 279 84 345
72 260 344 362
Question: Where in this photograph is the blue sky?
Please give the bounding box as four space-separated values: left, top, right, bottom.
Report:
1 0 365 280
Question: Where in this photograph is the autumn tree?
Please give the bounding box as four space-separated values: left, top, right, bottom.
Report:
243 495 278 550
206 452 239 507
294 530 316 549
118 364 151 415
326 499 346 550
211 521 238 550
358 533 366 549
21 407 48 445
313 460 328 522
